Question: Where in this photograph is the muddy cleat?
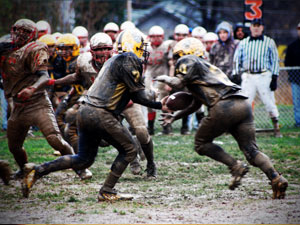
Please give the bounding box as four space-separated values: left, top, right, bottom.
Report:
229 161 249 190
77 169 92 180
0 160 12 185
98 188 133 202
145 163 157 179
130 158 142 175
271 175 288 199
21 163 38 198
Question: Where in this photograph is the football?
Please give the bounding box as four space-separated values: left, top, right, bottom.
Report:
166 91 194 111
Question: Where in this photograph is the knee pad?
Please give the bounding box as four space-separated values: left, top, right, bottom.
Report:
135 126 150 145
46 134 74 155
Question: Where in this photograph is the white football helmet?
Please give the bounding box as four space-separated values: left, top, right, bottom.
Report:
36 20 51 39
203 32 218 42
148 25 164 47
174 24 189 42
90 32 113 69
52 32 62 40
149 25 164 36
72 26 88 38
11 18 37 47
174 24 189 35
103 22 119 32
191 26 207 39
120 21 135 31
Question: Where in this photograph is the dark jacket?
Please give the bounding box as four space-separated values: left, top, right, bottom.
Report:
284 38 300 84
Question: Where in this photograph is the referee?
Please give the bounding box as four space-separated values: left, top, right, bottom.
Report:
232 18 282 137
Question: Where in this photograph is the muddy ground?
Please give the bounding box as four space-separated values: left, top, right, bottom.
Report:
0 160 299 224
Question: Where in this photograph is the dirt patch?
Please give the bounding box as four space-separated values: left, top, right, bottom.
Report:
0 164 299 224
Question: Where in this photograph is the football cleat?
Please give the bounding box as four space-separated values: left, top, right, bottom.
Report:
21 163 38 198
229 161 249 190
271 174 288 199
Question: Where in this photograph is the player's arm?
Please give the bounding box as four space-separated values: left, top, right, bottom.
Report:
17 70 52 100
160 98 202 126
130 89 162 110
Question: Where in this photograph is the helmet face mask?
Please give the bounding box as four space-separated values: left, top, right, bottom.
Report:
56 34 80 61
90 32 113 69
11 19 37 47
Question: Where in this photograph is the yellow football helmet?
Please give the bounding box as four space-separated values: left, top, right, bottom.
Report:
173 37 205 59
39 34 55 46
115 28 149 63
56 33 80 61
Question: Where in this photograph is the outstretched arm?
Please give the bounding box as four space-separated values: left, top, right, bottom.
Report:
160 98 202 126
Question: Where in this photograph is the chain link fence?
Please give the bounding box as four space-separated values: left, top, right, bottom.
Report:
0 67 299 132
253 67 300 129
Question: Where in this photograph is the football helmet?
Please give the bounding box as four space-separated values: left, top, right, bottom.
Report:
36 20 51 38
173 37 205 59
191 26 207 40
104 22 119 33
120 21 135 31
115 28 149 64
56 33 80 61
104 22 119 42
52 32 62 40
90 32 113 69
11 19 38 47
149 25 164 47
203 32 218 42
72 26 89 47
72 26 88 38
39 34 56 56
174 24 189 42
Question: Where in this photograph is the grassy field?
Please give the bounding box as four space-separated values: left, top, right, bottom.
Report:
0 128 300 223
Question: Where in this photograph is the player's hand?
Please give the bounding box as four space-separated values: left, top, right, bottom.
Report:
160 96 172 113
159 112 174 126
17 86 36 101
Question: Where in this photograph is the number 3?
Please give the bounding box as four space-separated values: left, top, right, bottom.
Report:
245 0 262 20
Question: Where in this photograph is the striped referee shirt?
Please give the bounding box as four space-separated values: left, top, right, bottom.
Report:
233 35 279 76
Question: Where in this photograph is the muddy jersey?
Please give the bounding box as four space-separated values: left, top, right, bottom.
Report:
175 55 243 107
0 40 48 99
144 41 170 79
75 52 98 90
83 52 144 115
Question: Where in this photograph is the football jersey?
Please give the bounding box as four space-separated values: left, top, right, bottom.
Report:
144 41 170 79
83 52 144 115
0 40 48 99
175 55 241 107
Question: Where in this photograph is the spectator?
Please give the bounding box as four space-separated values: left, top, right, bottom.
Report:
232 18 282 137
234 22 248 40
284 22 300 127
210 21 239 78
